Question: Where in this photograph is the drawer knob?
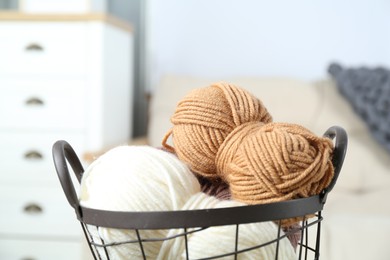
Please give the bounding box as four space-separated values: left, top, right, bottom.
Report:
25 97 44 106
24 151 43 160
24 203 43 214
25 43 44 52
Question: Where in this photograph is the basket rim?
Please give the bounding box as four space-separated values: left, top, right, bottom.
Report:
77 194 324 229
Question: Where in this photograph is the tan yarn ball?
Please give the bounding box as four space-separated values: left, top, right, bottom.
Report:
163 82 272 180
217 122 334 206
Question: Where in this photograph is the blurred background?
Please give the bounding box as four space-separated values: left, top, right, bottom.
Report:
2 0 389 138
0 1 389 260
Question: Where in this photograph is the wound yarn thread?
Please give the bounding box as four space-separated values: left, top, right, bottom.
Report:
218 122 334 204
162 82 272 181
79 145 201 259
220 122 334 226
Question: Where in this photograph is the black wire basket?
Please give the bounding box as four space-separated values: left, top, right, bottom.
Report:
52 126 347 260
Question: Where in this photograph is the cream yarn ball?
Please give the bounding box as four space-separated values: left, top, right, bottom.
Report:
157 193 297 260
79 145 201 260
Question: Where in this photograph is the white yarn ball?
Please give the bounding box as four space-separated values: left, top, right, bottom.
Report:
157 193 297 260
79 145 201 260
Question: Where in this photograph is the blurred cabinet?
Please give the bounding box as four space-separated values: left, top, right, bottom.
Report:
0 12 133 260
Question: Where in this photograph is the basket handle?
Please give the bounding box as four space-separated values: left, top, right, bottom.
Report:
320 125 348 203
52 140 84 218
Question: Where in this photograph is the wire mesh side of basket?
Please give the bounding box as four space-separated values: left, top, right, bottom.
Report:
80 212 323 260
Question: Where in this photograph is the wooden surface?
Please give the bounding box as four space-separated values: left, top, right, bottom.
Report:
0 11 133 32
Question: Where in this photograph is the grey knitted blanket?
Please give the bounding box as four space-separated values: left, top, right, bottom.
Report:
328 63 390 153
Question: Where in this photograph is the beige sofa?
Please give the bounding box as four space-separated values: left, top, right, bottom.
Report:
147 75 390 260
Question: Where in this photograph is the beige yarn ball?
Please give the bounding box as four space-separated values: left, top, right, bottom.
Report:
163 82 272 181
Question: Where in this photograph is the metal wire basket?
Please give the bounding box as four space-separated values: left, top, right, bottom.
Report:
52 126 347 260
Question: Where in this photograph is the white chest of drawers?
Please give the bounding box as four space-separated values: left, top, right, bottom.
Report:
0 12 133 260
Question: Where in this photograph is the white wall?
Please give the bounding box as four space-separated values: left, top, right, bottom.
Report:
146 0 390 90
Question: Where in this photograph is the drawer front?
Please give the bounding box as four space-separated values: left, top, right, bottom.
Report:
0 184 82 238
0 22 87 77
0 79 86 130
0 238 83 260
0 132 85 184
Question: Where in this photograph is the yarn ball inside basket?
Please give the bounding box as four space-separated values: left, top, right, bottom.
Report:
79 145 201 260
217 122 335 204
157 192 296 260
163 82 272 181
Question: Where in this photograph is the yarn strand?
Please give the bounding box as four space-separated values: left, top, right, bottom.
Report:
163 82 272 179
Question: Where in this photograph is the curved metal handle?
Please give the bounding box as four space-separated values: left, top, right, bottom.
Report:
52 140 84 218
25 97 44 106
25 43 44 52
24 203 43 214
24 150 43 160
320 125 348 203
